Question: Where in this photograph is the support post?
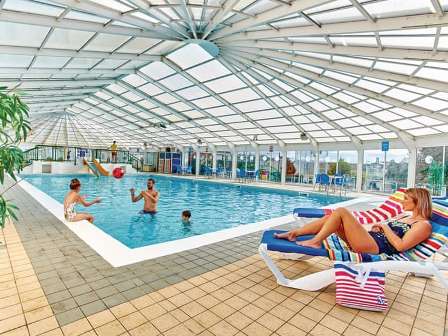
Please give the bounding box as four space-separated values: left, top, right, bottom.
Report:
356 149 364 192
407 147 417 188
255 146 260 176
281 149 287 184
313 148 320 185
195 148 200 177
231 148 237 180
212 151 217 172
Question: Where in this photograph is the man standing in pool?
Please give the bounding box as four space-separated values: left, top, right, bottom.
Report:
130 178 159 214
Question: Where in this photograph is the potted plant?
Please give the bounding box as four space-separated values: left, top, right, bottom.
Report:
0 87 30 229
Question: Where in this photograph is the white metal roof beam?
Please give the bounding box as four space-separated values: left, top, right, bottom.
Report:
227 40 448 62
135 70 255 144
75 101 174 147
219 57 317 146
19 88 101 96
161 57 280 143
0 79 115 87
223 52 415 147
238 52 448 124
0 68 134 76
349 0 375 22
0 10 179 40
216 12 448 42
0 46 162 62
209 0 330 40
431 0 444 16
225 46 448 92
222 56 361 146
48 0 184 39
202 0 241 39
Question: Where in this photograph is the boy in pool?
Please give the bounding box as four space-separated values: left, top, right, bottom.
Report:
130 178 159 214
181 210 191 223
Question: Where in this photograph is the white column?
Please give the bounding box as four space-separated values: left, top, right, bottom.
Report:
313 149 320 183
407 147 417 188
231 149 237 179
212 151 217 171
182 149 188 167
255 146 260 172
281 149 287 184
356 149 364 192
195 148 200 177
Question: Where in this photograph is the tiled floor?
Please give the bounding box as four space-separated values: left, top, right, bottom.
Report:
1 180 447 335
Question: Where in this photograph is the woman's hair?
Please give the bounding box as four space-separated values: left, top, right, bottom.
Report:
69 178 81 190
404 188 432 219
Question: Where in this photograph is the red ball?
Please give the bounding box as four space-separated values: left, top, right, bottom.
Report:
112 167 125 179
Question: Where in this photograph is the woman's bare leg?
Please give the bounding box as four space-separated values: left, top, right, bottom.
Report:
73 213 94 223
298 208 378 253
275 215 330 241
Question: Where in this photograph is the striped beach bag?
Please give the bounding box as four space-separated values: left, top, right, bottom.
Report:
335 263 388 311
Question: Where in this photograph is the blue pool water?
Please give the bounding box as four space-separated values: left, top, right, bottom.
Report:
22 174 349 248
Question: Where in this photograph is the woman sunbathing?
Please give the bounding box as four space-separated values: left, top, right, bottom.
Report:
275 188 432 255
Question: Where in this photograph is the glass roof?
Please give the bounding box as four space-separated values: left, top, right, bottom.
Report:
1 0 448 149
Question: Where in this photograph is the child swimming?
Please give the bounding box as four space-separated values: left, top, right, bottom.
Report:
181 210 191 223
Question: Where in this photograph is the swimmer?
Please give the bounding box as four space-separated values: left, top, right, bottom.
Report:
64 178 101 223
130 178 159 214
181 210 191 223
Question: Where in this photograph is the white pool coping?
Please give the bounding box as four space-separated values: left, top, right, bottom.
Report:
18 178 373 267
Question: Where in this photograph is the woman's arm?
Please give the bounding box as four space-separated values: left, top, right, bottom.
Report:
77 195 100 207
381 221 431 252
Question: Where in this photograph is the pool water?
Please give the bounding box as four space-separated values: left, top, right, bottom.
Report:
22 174 349 248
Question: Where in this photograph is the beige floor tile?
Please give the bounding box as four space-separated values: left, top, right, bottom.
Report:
350 316 380 335
87 309 116 328
320 315 348 334
21 297 48 313
310 324 341 336
173 280 195 292
357 310 386 325
225 311 252 330
0 295 20 309
130 295 155 310
170 309 190 323
300 306 326 323
209 320 238 336
377 326 406 336
193 310 221 329
158 299 176 312
180 301 206 317
0 325 29 336
182 319 205 335
158 286 180 299
289 313 317 333
185 288 208 301
239 304 265 321
168 293 192 307
343 325 374 336
24 306 53 324
0 314 26 334
61 318 92 336
196 294 220 309
28 316 59 336
163 324 195 336
119 311 147 331
412 318 444 336
39 328 63 336
209 302 235 319
151 312 180 332
276 323 307 336
242 321 272 336
257 312 284 331
410 328 439 336
128 322 159 336
95 320 126 336
382 316 412 335
224 296 247 310
111 302 137 319
19 289 45 303
269 304 295 322
0 304 23 321
140 303 167 320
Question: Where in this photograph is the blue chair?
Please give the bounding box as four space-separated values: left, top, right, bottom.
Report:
313 173 322 190
319 174 330 192
186 166 192 174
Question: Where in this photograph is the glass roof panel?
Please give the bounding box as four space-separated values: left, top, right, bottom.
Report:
167 44 214 69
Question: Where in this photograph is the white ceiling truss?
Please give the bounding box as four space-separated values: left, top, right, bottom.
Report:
1 0 448 149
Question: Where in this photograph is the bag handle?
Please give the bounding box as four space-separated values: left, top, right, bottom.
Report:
354 266 372 288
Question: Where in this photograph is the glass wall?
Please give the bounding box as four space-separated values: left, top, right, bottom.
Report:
259 151 281 182
363 149 409 193
416 146 445 195
237 151 256 172
216 151 232 173
199 152 213 175
285 150 316 184
319 151 338 174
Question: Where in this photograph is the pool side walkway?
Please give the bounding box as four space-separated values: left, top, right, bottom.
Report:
0 180 447 336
